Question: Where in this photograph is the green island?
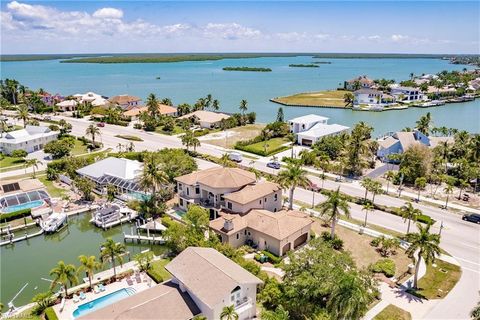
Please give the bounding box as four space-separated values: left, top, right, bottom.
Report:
271 89 349 108
222 66 272 72
313 61 332 64
289 64 320 68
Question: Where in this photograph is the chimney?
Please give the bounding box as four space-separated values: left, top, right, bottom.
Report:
223 218 234 232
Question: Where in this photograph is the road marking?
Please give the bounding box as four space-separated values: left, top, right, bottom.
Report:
453 256 480 266
460 266 480 274
458 242 480 250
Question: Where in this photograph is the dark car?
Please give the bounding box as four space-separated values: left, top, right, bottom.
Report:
462 213 480 224
266 161 281 169
97 122 105 127
307 182 320 192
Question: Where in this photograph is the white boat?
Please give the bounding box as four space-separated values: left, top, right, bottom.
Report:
41 212 67 233
93 204 122 227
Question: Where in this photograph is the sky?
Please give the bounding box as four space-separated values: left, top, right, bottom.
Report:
1 1 478 54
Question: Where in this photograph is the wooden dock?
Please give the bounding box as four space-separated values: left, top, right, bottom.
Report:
0 229 44 246
123 233 165 244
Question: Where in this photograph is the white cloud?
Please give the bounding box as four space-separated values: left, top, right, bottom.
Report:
203 23 261 40
92 8 123 20
391 34 409 42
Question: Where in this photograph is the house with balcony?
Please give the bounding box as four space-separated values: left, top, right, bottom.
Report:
175 167 282 219
109 94 142 110
344 75 374 90
289 114 349 146
210 209 313 256
390 86 425 102
82 247 262 320
0 125 58 155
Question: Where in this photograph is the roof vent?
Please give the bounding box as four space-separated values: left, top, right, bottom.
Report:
223 218 234 232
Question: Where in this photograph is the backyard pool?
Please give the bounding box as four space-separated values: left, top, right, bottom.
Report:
1 200 45 213
72 287 136 318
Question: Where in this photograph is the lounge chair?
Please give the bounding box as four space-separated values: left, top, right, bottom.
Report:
126 276 134 286
94 285 101 294
98 284 106 292
79 292 86 300
135 275 142 284
72 294 80 303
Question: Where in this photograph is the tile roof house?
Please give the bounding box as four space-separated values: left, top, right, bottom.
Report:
289 114 349 146
179 110 230 128
175 168 282 218
73 92 108 107
56 99 78 112
108 95 142 109
210 209 313 256
344 75 374 90
123 104 178 119
0 125 58 155
82 247 262 320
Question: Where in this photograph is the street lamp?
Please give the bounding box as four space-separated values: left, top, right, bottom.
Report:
439 221 444 237
311 191 315 209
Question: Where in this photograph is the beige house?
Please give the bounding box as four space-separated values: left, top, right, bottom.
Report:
55 99 78 112
109 95 142 110
82 247 262 320
123 104 178 120
175 167 282 218
210 209 313 256
179 110 230 128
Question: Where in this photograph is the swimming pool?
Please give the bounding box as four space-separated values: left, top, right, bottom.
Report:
72 287 136 319
127 191 150 201
2 200 45 213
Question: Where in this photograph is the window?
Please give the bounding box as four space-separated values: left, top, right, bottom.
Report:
274 194 278 201
259 200 262 204
264 197 267 203
236 233 239 240
195 186 200 194
180 199 184 206
244 230 247 235
227 202 232 210
179 184 183 190
186 188 190 196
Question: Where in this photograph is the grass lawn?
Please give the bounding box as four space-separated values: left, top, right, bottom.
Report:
38 175 67 198
155 125 185 135
114 134 144 142
312 220 412 278
236 137 290 156
408 259 461 299
272 89 349 108
71 139 89 156
147 258 172 283
0 155 25 171
202 124 265 149
374 304 411 320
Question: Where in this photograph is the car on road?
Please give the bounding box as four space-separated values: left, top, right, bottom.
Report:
306 182 320 192
266 161 281 169
228 152 243 163
97 122 105 127
462 213 480 224
43 115 52 121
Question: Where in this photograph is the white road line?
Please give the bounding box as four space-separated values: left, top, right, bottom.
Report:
454 256 480 266
460 266 480 274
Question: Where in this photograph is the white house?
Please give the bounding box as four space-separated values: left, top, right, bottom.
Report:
0 126 58 155
73 92 108 107
179 110 230 129
108 95 142 110
55 99 78 112
289 114 349 146
390 86 425 102
82 247 263 320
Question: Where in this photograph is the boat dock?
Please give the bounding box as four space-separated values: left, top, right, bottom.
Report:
123 233 165 244
0 229 44 246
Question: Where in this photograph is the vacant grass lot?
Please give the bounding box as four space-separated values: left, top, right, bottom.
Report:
235 137 290 156
202 124 265 148
71 139 90 155
272 89 349 108
409 259 461 299
374 304 411 320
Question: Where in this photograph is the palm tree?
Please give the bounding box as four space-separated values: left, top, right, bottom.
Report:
406 223 441 289
457 179 469 200
239 99 248 115
443 183 454 209
276 162 310 210
360 177 373 201
16 104 29 128
212 99 220 111
78 255 101 289
49 261 78 297
0 117 7 138
220 305 238 320
146 93 160 119
400 202 422 233
24 158 42 178
85 124 100 148
344 92 355 108
191 136 200 152
370 181 382 205
362 202 374 227
414 177 427 202
181 132 194 151
415 112 432 136
139 153 169 198
100 238 127 279
317 187 350 238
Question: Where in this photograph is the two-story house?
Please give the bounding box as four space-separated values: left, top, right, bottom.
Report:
0 125 58 155
175 167 282 219
108 94 142 110
82 247 263 320
289 114 349 146
344 75 374 91
390 86 425 102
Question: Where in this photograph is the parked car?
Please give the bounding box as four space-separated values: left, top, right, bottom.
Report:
228 152 243 163
266 161 281 169
306 182 320 192
462 213 480 224
43 115 52 121
97 122 105 127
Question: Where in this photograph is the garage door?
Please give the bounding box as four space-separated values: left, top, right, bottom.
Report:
293 233 308 248
301 139 313 146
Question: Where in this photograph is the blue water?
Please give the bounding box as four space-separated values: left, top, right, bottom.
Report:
127 191 150 201
72 287 136 318
1 56 479 134
2 200 44 213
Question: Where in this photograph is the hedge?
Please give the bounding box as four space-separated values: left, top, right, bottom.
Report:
235 144 289 157
370 259 396 277
261 250 282 264
1 208 31 223
146 270 163 284
44 307 59 320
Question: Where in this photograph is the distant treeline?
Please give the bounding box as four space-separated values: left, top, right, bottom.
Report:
289 64 319 68
222 67 272 72
313 61 332 64
0 54 102 62
312 53 473 59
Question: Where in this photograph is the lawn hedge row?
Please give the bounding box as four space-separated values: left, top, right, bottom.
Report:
1 208 31 223
44 307 59 320
260 250 282 264
146 269 164 284
235 144 289 157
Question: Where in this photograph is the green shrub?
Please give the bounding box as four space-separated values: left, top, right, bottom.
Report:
193 129 211 137
417 215 435 225
11 149 28 158
370 259 396 277
44 307 59 320
161 216 174 228
146 270 163 284
133 123 142 129
261 250 282 264
1 208 31 222
254 254 262 262
370 237 382 247
330 238 344 250
310 230 316 239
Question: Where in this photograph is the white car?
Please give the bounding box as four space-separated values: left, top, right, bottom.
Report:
228 152 243 163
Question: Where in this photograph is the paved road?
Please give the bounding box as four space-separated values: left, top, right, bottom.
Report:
11 115 479 319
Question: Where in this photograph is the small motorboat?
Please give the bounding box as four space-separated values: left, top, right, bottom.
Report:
41 212 67 233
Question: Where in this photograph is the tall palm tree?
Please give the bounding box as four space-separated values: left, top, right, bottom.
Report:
24 158 42 178
406 223 441 289
212 99 220 111
0 117 7 138
360 177 373 201
139 153 169 197
443 183 454 209
414 177 427 202
239 99 248 115
362 202 374 227
78 255 101 289
85 124 100 148
16 104 29 128
344 92 354 108
400 202 422 233
181 132 193 151
146 93 160 119
415 112 432 136
49 261 78 297
220 305 238 320
276 162 310 210
100 238 127 279
317 187 350 238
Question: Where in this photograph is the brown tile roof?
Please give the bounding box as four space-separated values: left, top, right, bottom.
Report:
122 104 177 117
109 95 141 105
175 167 256 189
347 76 374 84
158 104 177 115
165 247 262 309
429 136 454 148
79 282 200 320
223 181 280 205
123 107 146 117
178 110 230 123
210 209 313 240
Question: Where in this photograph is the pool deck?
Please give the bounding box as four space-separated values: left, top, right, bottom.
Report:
53 268 153 319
